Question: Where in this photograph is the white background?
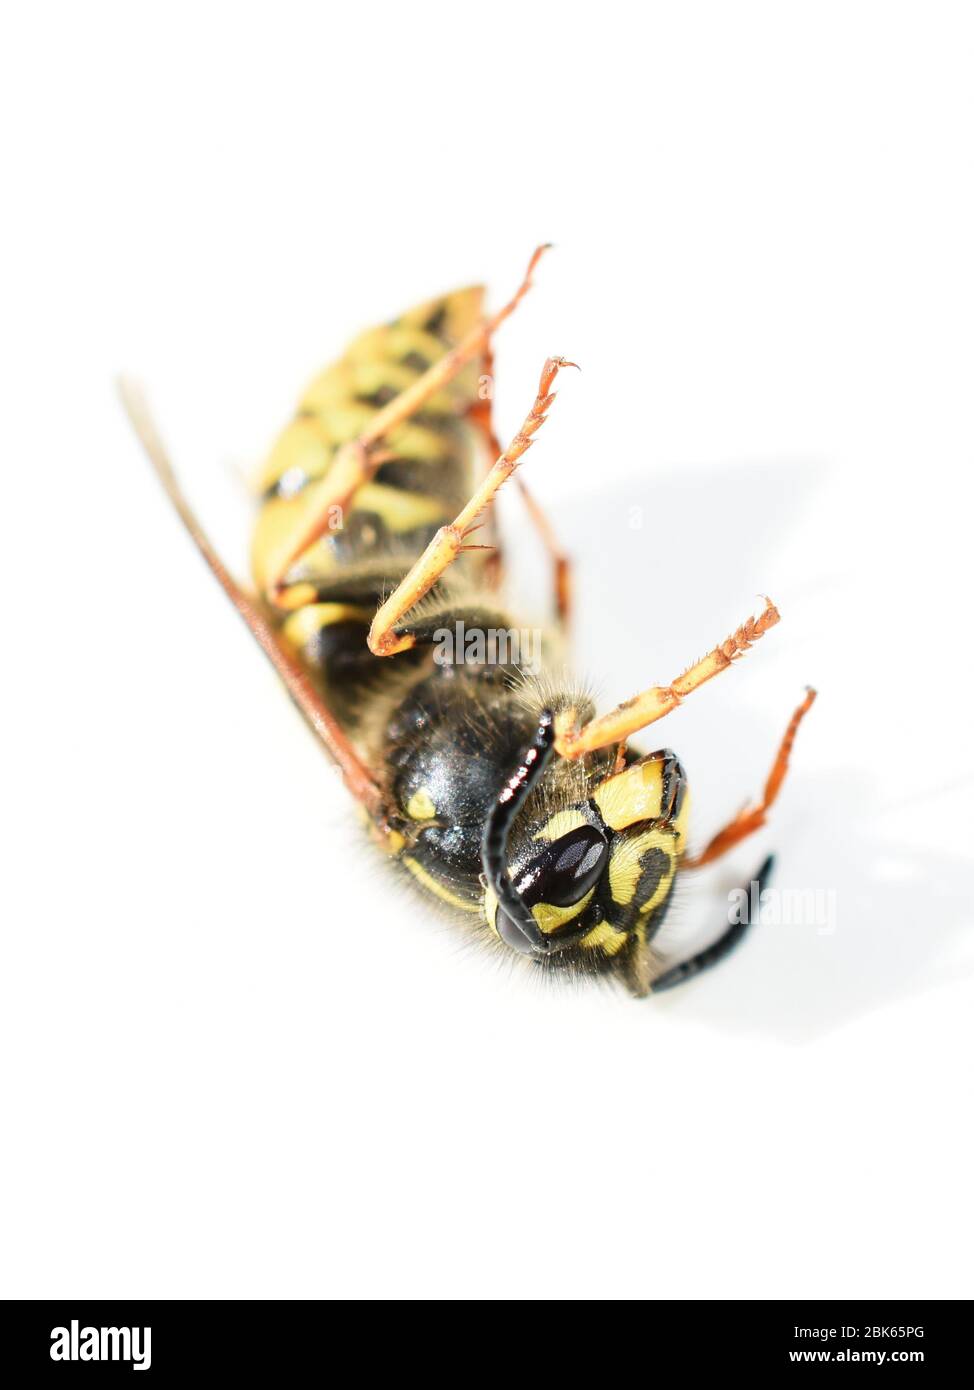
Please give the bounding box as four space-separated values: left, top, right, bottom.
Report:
2 2 972 1300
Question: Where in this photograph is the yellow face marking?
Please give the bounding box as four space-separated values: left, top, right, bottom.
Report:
579 919 629 955
593 758 667 831
402 856 480 913
533 809 588 843
487 813 605 942
485 884 596 941
405 788 437 821
532 888 595 935
608 830 673 907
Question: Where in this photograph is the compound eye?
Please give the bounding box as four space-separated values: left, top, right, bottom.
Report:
543 826 609 907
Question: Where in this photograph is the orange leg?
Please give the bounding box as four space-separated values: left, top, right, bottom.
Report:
118 381 388 823
682 688 817 868
514 476 573 628
467 341 573 627
555 599 781 758
266 245 551 596
466 337 506 591
368 357 576 657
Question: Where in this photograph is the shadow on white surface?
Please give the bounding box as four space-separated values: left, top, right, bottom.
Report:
651 771 974 1042
506 461 974 1041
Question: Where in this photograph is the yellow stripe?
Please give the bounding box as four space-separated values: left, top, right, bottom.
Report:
250 476 448 595
484 882 598 943
300 359 470 418
252 283 487 595
594 758 668 831
398 285 485 337
579 919 629 955
281 602 372 649
608 830 675 907
353 482 448 532
402 856 480 913
254 416 333 495
533 809 588 843
532 888 596 935
405 789 437 821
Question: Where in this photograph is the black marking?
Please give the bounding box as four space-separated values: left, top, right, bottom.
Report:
403 833 483 907
373 452 466 498
662 753 687 821
357 384 399 408
423 303 448 337
633 847 670 916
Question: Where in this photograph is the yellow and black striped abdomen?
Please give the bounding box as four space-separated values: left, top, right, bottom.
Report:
251 285 486 599
250 285 489 719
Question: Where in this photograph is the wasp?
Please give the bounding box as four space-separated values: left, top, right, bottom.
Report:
121 247 815 997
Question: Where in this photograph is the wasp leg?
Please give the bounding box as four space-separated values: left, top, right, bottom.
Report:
650 855 774 994
682 688 817 868
466 341 573 628
465 337 507 593
117 381 388 823
367 356 576 657
514 476 573 629
554 598 781 758
265 245 551 596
